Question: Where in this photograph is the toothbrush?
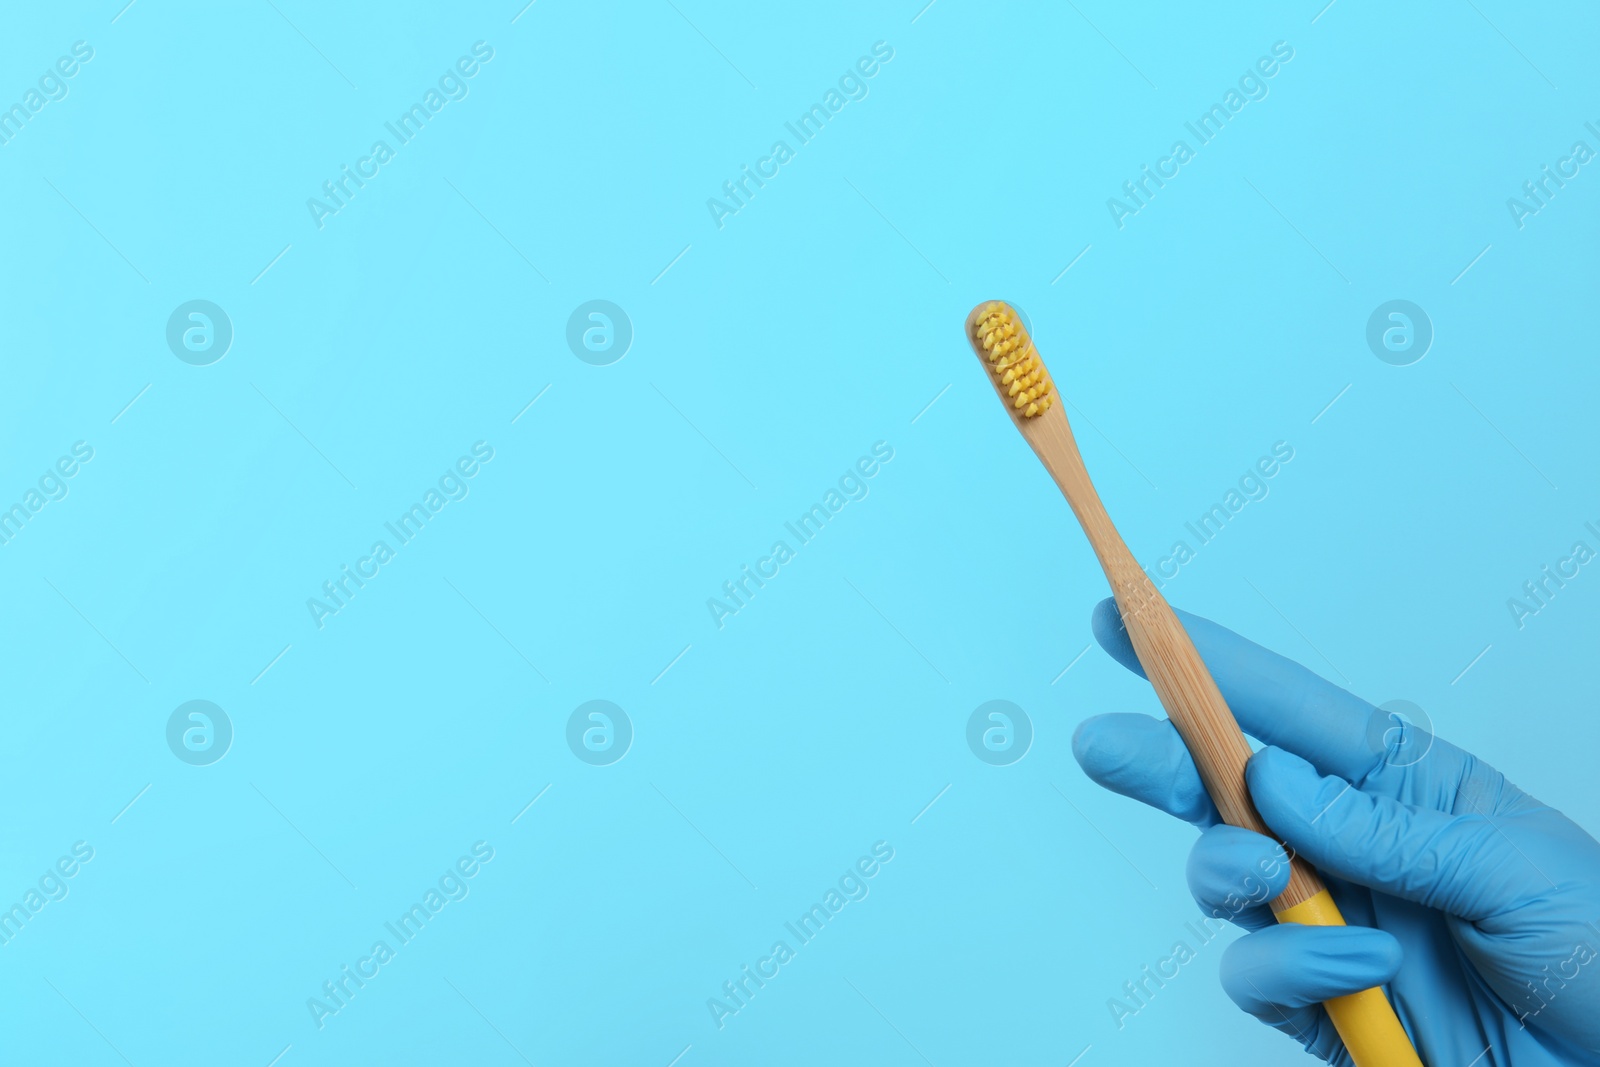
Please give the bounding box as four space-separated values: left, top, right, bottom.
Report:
963 301 1424 1067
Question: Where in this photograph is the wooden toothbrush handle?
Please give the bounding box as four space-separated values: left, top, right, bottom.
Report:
1045 440 1426 1065
1031 419 1322 909
1103 559 1325 910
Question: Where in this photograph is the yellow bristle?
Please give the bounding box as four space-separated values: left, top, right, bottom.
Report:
971 302 1053 418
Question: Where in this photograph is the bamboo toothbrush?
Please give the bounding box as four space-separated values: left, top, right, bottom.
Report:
964 301 1424 1067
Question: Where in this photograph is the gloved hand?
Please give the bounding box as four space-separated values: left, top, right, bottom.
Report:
1073 598 1600 1066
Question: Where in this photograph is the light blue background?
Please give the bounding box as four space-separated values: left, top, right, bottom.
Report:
2 1 1597 1064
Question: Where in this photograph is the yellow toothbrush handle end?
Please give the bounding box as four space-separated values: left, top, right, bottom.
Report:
1275 890 1425 1067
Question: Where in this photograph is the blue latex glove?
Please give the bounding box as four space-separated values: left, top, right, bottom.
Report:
1073 598 1600 1065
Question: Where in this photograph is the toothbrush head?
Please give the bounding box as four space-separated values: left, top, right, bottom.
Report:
966 301 1054 419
